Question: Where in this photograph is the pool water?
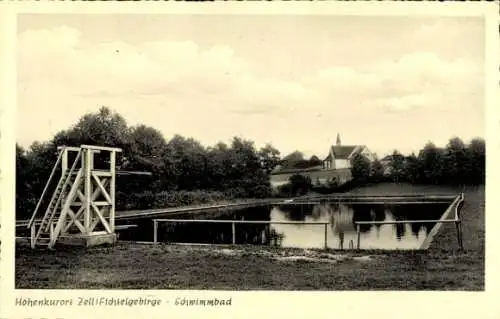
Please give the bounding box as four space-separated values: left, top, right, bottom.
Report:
119 202 451 250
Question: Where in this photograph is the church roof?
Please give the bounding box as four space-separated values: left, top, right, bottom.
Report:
333 145 358 159
325 145 365 160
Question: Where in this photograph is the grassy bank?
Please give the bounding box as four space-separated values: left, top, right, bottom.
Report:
15 183 484 290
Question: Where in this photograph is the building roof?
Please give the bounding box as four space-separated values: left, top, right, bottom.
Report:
333 145 358 159
325 145 364 160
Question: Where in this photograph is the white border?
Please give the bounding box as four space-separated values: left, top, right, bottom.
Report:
1 2 498 319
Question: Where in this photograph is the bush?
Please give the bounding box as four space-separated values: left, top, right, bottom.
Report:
116 190 229 210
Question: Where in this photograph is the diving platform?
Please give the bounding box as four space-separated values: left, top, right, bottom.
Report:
27 145 122 249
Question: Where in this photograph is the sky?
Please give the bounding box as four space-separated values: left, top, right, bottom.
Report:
16 14 485 158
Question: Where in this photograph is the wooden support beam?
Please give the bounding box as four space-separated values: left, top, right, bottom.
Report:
81 145 123 152
91 173 112 203
51 171 84 246
84 149 92 233
62 205 86 233
92 204 112 234
110 151 116 233
57 146 83 152
93 170 153 176
92 201 112 206
93 171 112 177
116 171 153 176
64 207 86 233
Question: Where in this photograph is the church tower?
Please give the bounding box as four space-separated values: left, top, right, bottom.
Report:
336 133 341 146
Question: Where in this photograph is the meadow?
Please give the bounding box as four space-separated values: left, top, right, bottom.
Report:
15 183 484 290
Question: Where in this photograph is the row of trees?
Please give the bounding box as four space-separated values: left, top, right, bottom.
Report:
350 137 486 186
16 107 281 219
15 106 485 218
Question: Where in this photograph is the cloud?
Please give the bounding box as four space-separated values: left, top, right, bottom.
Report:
17 25 484 156
18 26 481 113
300 51 481 112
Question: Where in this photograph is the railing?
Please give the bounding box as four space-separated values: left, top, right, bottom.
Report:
152 193 465 251
454 193 465 249
153 219 330 249
353 193 465 250
43 150 83 231
27 149 64 229
31 149 83 247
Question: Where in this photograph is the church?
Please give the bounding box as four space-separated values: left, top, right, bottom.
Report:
322 134 376 170
269 133 375 189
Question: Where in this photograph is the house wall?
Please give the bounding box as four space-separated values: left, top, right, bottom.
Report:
334 159 350 169
323 160 334 169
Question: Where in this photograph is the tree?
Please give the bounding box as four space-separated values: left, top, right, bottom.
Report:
166 135 208 190
16 144 34 219
443 137 468 185
228 137 270 197
53 106 131 169
466 138 485 185
54 106 130 147
281 151 305 168
258 143 281 174
418 142 444 184
389 150 405 183
369 159 385 182
309 155 322 166
404 153 421 183
205 142 231 189
350 153 370 182
123 125 169 192
288 174 312 196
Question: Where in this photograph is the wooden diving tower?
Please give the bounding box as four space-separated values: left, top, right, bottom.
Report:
27 145 137 249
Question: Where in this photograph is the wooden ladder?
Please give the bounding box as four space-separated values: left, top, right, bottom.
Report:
29 149 83 249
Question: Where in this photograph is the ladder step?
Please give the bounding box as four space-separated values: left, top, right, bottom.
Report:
36 242 50 247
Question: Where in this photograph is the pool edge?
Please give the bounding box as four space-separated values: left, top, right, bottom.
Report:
419 194 461 250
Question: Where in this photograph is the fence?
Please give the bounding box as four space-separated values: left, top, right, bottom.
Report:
152 193 465 250
153 219 330 249
354 193 464 250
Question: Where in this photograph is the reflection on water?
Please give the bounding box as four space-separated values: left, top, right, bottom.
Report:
120 203 449 250
271 203 447 250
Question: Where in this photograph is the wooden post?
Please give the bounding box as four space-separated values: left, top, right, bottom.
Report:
61 149 68 215
456 220 464 251
459 221 464 250
457 223 462 250
339 232 344 250
84 149 92 234
232 222 236 245
61 148 68 174
153 220 158 244
30 225 36 249
356 224 361 249
324 223 328 250
50 222 54 243
110 151 116 233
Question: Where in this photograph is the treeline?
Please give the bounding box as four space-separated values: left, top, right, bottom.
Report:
275 137 485 197
15 106 485 219
278 151 322 170
350 137 485 186
16 107 281 219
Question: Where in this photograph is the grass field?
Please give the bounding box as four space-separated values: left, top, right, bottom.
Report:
15 183 485 290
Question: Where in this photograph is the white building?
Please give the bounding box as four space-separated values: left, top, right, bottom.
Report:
322 133 375 170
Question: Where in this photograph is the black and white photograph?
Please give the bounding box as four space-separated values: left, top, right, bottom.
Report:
1 2 498 319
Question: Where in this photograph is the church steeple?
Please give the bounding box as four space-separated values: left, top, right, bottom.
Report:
336 133 341 146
